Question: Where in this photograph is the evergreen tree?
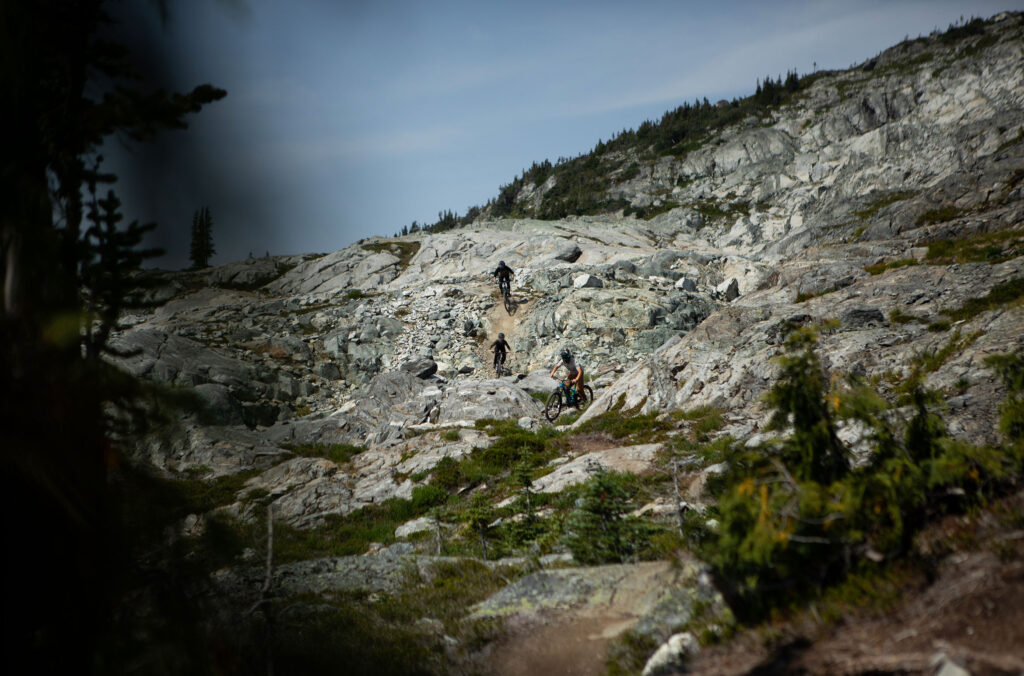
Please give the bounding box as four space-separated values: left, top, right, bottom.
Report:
1 1 225 669
563 469 645 564
189 206 216 268
764 327 848 483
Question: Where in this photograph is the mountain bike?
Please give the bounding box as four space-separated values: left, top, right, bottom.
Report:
498 278 513 315
493 352 509 377
544 378 594 422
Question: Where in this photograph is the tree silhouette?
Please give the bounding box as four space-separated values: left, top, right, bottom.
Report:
1 0 225 670
189 206 216 268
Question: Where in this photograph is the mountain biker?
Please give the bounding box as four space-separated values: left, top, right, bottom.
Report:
492 260 514 297
489 333 512 374
550 348 585 404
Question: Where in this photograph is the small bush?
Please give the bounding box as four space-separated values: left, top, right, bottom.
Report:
701 330 1023 621
916 205 963 226
411 484 447 512
273 497 421 561
360 240 422 268
605 630 659 676
575 397 673 443
940 277 1024 321
925 228 1024 264
563 469 652 564
984 353 1024 443
889 308 920 324
271 600 441 676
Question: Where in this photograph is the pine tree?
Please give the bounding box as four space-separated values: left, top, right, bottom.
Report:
189 206 216 268
564 469 644 564
2 1 225 668
765 326 848 483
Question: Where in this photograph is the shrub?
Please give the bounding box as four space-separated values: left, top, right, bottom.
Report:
925 228 1024 264
889 308 920 324
271 600 440 676
763 327 848 484
575 397 673 443
411 484 447 512
562 469 651 564
940 277 1024 321
701 330 1023 620
984 353 1024 443
916 205 962 226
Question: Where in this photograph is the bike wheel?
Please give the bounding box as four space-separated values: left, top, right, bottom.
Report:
575 385 595 411
503 290 513 315
495 358 505 377
544 390 562 422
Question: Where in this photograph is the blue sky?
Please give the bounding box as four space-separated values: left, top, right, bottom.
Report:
104 0 1022 269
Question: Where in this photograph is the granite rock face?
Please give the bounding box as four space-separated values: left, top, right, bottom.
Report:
112 20 1024 669
113 15 1024 522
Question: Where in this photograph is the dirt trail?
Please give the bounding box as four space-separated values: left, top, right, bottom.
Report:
688 493 1024 675
487 613 626 676
479 289 528 375
478 561 685 676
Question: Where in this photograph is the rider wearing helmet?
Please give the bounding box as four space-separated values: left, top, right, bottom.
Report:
489 332 512 373
549 348 585 403
492 260 514 297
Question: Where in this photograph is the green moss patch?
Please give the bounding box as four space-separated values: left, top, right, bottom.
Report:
360 240 422 269
925 227 1024 265
940 277 1024 322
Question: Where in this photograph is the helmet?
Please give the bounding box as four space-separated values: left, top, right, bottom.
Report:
498 333 505 339
499 260 506 266
560 348 572 361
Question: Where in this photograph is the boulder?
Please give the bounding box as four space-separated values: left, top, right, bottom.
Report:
247 334 311 362
400 357 438 379
641 632 699 676
841 307 886 328
435 381 544 424
136 424 290 477
553 241 583 263
531 444 662 493
573 274 604 289
515 369 559 395
314 362 343 380
674 277 698 292
716 277 740 301
395 516 437 539
613 260 638 276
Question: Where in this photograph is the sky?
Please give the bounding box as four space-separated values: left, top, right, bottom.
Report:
102 0 1023 269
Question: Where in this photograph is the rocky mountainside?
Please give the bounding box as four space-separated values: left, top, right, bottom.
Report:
116 14 1024 676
